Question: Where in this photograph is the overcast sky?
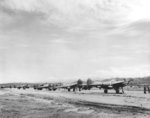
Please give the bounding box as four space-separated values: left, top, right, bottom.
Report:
0 0 150 83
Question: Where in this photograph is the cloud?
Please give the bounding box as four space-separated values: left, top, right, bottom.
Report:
0 0 150 82
111 65 150 77
93 65 150 78
1 0 145 32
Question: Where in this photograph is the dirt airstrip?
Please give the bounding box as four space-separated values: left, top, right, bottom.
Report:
0 88 150 118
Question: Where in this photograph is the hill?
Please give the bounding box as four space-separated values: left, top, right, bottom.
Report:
130 76 150 85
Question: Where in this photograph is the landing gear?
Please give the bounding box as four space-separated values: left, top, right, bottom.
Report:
115 89 120 94
73 87 75 92
121 87 124 94
48 88 52 91
68 88 70 92
144 86 146 94
79 88 81 91
148 86 150 93
104 89 108 93
37 88 42 90
53 88 56 91
17 87 21 89
88 87 91 90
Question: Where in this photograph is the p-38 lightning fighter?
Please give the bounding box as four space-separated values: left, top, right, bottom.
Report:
60 79 84 92
34 83 62 91
17 84 30 89
89 79 133 94
61 78 133 94
60 82 78 92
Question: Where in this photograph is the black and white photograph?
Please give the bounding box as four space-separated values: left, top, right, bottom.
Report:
0 0 150 118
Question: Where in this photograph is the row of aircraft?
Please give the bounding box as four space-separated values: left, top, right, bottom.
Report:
59 79 133 94
0 78 133 94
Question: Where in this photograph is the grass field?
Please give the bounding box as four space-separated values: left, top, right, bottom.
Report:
0 88 150 118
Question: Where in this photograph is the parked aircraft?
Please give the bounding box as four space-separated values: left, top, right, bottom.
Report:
88 79 133 94
34 83 62 91
17 84 29 89
60 78 88 92
59 82 77 91
60 78 133 94
34 83 50 90
0 84 12 89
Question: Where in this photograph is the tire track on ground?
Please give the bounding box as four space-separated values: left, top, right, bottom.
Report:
67 100 150 115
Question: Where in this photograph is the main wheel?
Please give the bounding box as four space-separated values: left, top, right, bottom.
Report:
53 88 56 91
73 87 75 92
48 88 52 91
116 89 120 94
104 89 108 93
